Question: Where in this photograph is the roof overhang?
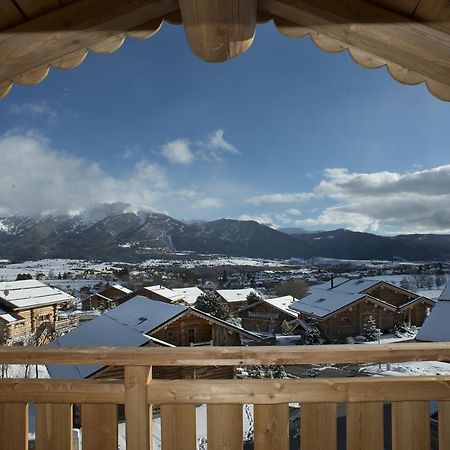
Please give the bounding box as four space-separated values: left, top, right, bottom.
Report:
0 0 449 100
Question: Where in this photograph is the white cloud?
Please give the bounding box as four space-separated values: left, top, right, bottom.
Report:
160 139 194 165
246 192 313 206
9 101 57 121
295 166 450 233
203 129 239 154
0 133 222 216
286 208 301 216
160 130 238 165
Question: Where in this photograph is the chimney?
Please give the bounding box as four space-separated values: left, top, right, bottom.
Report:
330 275 334 289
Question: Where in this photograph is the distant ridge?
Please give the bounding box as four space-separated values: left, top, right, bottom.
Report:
1 203 450 262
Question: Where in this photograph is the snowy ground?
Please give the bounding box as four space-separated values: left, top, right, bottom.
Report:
362 360 450 377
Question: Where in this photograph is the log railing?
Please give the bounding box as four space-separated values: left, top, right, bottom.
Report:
0 343 449 450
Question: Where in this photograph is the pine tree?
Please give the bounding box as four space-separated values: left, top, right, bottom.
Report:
246 291 260 306
195 294 230 320
281 320 295 336
362 316 381 342
305 325 321 345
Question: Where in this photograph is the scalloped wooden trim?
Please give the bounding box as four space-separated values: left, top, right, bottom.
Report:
127 19 163 40
273 20 450 102
14 65 50 86
0 82 12 99
274 17 309 38
0 22 164 98
89 34 126 54
348 47 386 69
426 79 450 102
51 50 88 69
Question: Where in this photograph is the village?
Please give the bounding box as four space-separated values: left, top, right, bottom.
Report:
0 257 448 448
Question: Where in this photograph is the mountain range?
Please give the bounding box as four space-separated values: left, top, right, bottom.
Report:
1 203 450 262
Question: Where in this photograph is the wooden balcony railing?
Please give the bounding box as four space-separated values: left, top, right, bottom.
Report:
0 343 450 450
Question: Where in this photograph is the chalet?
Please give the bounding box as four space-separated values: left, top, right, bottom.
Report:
119 285 184 305
238 295 304 334
292 278 435 341
0 280 74 344
216 288 261 314
81 284 132 311
416 285 450 342
47 296 260 381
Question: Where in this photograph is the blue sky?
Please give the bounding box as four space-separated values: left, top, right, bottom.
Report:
1 22 450 234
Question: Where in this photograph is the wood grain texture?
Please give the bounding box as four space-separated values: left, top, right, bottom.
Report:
207 404 243 450
347 402 384 450
82 404 118 450
0 403 28 450
0 1 24 30
178 0 257 62
0 343 449 366
440 401 450 450
254 404 289 450
35 403 73 450
301 403 336 450
261 0 450 86
161 404 196 450
146 376 450 404
0 0 178 84
125 366 152 450
392 401 430 450
0 379 124 403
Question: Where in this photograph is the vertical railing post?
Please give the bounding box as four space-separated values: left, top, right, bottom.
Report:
125 366 152 450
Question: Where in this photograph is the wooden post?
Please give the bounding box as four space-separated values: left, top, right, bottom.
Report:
254 404 289 450
207 404 243 450
82 404 118 450
161 404 196 450
178 0 257 62
392 401 430 450
347 402 384 450
125 366 152 450
439 401 450 450
35 404 73 450
0 403 28 450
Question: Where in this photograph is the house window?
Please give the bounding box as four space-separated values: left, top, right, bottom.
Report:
188 328 195 343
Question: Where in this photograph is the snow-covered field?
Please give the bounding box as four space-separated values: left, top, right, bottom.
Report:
363 361 450 377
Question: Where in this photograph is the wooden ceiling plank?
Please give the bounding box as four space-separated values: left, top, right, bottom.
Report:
14 0 62 19
0 1 25 30
414 0 450 33
260 0 450 86
368 0 420 16
0 0 178 83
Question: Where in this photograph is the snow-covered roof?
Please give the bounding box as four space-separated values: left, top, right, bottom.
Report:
111 284 132 294
46 296 185 379
142 285 185 302
172 286 205 305
0 306 23 323
416 285 450 342
106 296 186 333
216 288 260 303
0 279 73 310
330 279 381 294
291 290 366 319
263 296 298 318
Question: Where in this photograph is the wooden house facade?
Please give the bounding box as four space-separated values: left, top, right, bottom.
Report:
81 284 132 311
238 295 303 334
0 280 74 344
292 278 435 341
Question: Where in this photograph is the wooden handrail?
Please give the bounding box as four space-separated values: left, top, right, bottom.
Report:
0 342 448 365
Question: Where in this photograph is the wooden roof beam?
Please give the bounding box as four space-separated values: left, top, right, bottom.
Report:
178 0 257 62
261 0 450 97
0 0 178 86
